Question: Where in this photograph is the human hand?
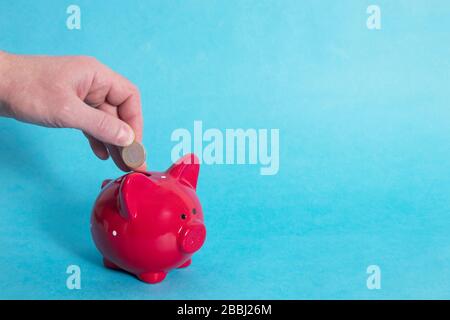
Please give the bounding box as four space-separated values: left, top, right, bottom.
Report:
0 51 145 171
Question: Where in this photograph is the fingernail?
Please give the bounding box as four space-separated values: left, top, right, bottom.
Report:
117 125 135 146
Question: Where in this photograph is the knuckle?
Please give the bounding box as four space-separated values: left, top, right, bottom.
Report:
118 75 139 94
54 103 74 128
129 84 138 94
128 83 141 100
132 85 141 97
77 55 100 67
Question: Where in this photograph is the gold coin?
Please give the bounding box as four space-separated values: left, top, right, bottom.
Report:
120 141 146 169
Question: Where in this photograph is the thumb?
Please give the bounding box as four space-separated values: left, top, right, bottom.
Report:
73 102 135 147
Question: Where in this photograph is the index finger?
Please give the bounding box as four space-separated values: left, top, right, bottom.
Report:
101 68 144 142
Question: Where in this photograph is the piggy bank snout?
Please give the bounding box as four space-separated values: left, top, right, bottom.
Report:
178 222 206 254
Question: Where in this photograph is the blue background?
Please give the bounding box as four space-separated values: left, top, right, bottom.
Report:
1 0 450 299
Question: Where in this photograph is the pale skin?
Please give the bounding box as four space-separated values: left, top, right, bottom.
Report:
0 51 146 171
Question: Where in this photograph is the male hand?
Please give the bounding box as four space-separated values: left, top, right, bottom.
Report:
0 51 145 171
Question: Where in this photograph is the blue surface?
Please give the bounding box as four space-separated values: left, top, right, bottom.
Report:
1 0 450 299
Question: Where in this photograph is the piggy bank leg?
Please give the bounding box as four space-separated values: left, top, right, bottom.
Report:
103 257 121 270
138 271 167 284
177 259 192 269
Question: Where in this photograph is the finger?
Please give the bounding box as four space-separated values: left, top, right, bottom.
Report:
116 90 143 142
104 89 146 171
71 99 135 147
83 132 109 160
134 162 147 172
88 66 143 142
98 103 147 172
96 103 132 171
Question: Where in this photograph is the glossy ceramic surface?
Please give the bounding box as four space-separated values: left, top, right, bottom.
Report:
91 153 206 284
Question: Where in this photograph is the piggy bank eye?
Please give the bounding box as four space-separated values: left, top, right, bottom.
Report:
180 214 187 220
192 208 197 215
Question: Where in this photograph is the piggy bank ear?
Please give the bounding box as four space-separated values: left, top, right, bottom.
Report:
166 153 200 190
119 173 156 219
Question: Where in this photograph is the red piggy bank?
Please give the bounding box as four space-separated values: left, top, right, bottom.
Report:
90 153 206 284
